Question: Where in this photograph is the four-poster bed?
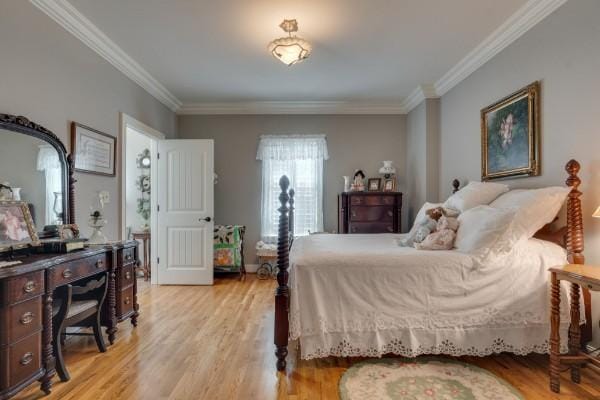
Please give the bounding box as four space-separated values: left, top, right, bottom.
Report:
274 159 591 371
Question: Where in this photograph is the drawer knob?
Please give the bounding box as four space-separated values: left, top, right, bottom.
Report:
96 260 104 268
23 281 36 293
20 352 34 366
20 312 34 325
351 227 356 233
124 297 131 305
62 269 73 279
387 226 393 232
126 254 132 261
351 212 356 217
125 271 132 280
387 210 393 217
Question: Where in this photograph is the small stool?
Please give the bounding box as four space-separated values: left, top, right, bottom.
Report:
549 264 600 393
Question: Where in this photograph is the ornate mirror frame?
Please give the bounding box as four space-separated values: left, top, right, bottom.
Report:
0 113 75 225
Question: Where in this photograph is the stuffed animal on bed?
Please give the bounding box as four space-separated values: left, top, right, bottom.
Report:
415 215 459 250
399 207 446 247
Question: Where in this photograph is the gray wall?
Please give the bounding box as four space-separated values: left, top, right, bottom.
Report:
178 114 406 262
0 0 177 239
437 0 600 344
405 98 441 228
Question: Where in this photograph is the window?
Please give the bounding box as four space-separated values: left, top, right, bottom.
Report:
257 135 329 243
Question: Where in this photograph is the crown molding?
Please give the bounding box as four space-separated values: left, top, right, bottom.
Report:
30 0 182 112
434 0 568 96
400 84 439 113
178 101 407 115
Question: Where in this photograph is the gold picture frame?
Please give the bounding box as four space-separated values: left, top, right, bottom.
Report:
0 201 40 253
481 81 540 180
383 178 396 192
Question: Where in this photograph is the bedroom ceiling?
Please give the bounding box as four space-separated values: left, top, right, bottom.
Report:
62 0 531 109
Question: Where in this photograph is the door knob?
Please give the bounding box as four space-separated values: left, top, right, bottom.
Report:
200 217 212 222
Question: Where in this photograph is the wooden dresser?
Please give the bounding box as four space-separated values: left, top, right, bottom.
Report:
0 241 139 399
338 192 403 234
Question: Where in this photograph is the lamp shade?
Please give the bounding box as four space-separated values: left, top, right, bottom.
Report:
593 206 600 218
268 36 311 66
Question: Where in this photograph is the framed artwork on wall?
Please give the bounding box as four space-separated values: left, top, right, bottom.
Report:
71 122 116 176
481 81 540 180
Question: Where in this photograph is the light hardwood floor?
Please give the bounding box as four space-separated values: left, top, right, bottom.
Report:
17 275 600 399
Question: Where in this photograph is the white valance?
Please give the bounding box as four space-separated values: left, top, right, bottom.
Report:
256 135 329 161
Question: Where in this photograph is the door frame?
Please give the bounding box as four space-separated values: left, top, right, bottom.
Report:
120 113 165 285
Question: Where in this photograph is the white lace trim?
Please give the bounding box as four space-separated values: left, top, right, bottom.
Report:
293 324 570 360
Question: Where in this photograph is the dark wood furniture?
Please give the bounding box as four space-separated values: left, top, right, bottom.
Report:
337 192 402 234
0 242 139 399
52 273 109 381
274 160 591 371
132 231 151 281
549 264 600 393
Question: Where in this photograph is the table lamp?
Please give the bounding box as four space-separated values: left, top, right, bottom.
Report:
594 206 600 219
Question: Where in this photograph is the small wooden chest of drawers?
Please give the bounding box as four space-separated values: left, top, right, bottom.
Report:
338 192 403 234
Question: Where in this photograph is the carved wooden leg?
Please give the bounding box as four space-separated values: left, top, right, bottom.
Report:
132 261 139 327
549 272 561 393
275 176 290 372
275 292 289 371
569 282 581 383
106 270 118 344
40 293 55 394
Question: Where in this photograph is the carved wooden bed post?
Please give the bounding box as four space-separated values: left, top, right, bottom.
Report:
564 160 592 344
289 188 295 240
275 176 291 371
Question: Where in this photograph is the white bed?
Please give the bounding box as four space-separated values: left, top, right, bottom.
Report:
289 233 571 360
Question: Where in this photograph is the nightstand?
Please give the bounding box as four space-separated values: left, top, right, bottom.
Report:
548 264 600 393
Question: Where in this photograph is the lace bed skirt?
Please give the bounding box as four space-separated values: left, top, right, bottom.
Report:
293 323 570 360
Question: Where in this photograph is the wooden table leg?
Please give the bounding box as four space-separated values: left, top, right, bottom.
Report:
569 282 581 383
106 268 118 345
549 272 561 393
40 291 55 394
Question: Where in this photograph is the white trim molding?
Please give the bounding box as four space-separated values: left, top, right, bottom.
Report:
434 0 568 96
400 85 439 113
30 0 182 111
178 101 407 115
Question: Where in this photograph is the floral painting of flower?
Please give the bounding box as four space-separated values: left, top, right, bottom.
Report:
481 82 540 180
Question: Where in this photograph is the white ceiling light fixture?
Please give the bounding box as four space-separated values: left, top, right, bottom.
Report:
268 19 312 66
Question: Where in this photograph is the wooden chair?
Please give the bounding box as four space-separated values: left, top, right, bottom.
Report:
52 273 109 381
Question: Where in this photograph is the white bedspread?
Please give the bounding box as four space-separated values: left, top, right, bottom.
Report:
289 234 571 359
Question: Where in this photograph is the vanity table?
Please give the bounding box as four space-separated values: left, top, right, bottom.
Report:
0 114 140 399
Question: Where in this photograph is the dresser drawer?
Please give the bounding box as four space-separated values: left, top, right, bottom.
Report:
350 206 394 222
49 254 107 288
2 271 44 306
119 264 135 288
117 286 134 317
0 297 43 345
350 195 396 206
7 332 42 388
349 222 395 234
120 247 136 265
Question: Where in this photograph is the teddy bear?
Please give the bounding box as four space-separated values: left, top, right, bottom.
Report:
399 207 446 247
415 215 459 250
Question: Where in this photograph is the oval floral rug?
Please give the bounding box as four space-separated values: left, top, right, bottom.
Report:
339 358 523 400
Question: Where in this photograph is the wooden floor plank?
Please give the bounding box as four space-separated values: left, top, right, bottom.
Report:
16 275 599 399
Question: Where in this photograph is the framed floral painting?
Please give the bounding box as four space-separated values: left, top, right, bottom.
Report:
481 81 540 180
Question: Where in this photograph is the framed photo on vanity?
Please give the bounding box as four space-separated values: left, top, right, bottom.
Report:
367 178 381 191
0 201 40 253
383 178 396 192
71 122 116 176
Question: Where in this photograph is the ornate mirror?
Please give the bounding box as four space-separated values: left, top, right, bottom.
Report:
0 114 74 232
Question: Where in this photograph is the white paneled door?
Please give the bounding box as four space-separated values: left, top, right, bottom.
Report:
157 140 214 285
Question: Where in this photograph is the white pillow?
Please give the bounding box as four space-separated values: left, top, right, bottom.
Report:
455 205 516 255
444 181 509 212
489 187 571 239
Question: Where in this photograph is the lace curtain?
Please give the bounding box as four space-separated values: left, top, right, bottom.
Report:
37 145 62 225
257 135 329 243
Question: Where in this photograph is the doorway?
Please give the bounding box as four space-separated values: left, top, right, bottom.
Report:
120 113 164 284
